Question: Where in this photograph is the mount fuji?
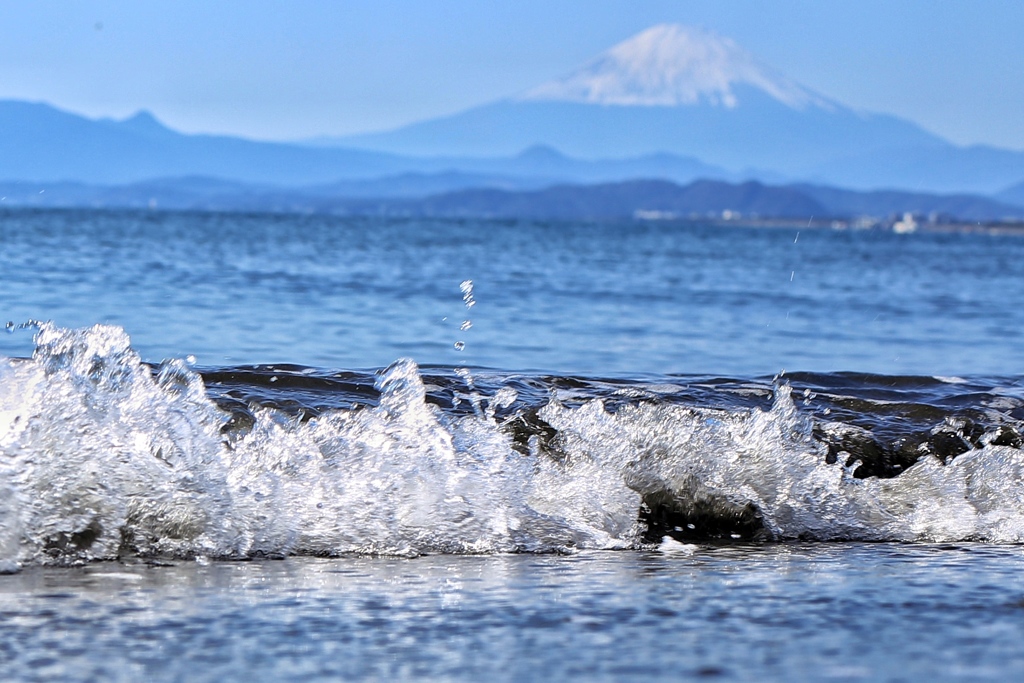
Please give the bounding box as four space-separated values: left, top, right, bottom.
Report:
338 24 1024 194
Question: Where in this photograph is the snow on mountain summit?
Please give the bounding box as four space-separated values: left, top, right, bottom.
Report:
521 24 829 110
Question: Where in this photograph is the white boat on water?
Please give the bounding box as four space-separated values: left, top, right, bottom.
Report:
892 212 918 234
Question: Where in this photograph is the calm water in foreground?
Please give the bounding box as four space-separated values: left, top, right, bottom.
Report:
2 209 1024 680
3 546 1024 682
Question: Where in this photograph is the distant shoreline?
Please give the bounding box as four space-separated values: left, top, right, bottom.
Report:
2 176 1022 229
651 216 1024 235
3 202 1024 236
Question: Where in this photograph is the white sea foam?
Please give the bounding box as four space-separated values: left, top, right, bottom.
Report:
540 384 1024 543
1 323 1024 571
0 324 637 570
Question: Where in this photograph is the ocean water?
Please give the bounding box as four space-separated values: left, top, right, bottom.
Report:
3 208 1024 680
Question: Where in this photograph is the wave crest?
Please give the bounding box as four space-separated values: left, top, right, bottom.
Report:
2 324 1024 571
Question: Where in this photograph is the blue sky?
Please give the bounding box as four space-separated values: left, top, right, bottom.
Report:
2 1 1023 149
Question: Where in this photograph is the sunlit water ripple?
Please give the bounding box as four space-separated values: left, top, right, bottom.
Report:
3 209 1024 679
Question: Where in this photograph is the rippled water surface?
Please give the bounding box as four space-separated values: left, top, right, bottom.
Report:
3 209 1024 680
3 208 1024 374
3 546 1024 682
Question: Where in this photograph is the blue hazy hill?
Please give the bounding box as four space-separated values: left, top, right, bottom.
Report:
0 100 731 188
996 179 1024 208
0 100 415 185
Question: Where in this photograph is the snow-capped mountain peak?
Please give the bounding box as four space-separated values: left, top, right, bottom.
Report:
521 24 827 110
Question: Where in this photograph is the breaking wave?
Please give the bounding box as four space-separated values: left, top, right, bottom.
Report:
2 323 1024 572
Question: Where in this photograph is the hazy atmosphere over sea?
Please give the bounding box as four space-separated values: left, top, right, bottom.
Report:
3 3 1024 681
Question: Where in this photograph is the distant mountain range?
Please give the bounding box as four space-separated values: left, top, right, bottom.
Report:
4 176 1021 223
0 100 409 185
339 26 938 169
332 24 1024 195
0 99 737 188
1 23 1024 199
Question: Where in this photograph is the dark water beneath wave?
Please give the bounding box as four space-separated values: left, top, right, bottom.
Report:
4 209 1024 679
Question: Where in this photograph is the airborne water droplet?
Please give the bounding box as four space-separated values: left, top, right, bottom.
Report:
460 280 476 309
454 341 465 351
460 320 472 331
